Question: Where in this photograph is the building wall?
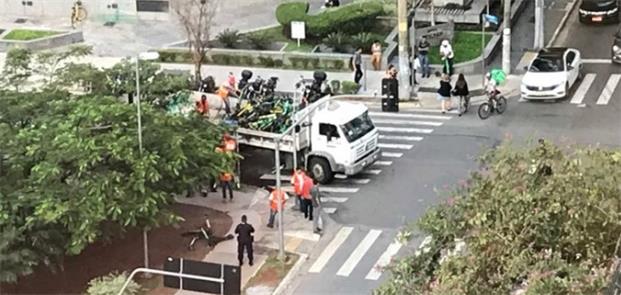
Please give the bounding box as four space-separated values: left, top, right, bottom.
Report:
0 0 170 20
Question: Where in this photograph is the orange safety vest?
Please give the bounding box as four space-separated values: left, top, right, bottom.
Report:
290 171 305 195
216 86 230 101
269 189 288 211
301 175 313 200
220 172 233 182
196 99 209 115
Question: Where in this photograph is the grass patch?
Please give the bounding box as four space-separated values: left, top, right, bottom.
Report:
428 31 493 65
3 29 59 41
245 251 299 291
283 42 316 52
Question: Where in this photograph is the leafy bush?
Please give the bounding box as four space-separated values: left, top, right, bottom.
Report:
216 29 241 49
331 60 345 70
306 0 384 37
258 56 276 67
157 50 193 63
351 32 374 53
246 33 271 50
275 2 309 27
86 271 142 295
341 80 360 94
323 31 350 53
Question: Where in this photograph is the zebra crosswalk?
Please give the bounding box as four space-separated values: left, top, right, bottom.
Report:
524 72 621 106
259 109 454 215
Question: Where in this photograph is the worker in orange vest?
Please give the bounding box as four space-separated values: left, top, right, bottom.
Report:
195 94 209 117
220 170 234 201
223 134 236 152
290 167 306 212
301 175 315 220
267 187 289 228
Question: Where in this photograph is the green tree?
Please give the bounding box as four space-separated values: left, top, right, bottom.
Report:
1 48 32 91
377 141 621 295
0 90 235 282
33 45 92 87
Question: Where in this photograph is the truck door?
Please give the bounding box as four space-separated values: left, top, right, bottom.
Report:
316 123 349 164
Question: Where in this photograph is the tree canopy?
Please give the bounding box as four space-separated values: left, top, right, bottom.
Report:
0 89 234 282
377 141 621 294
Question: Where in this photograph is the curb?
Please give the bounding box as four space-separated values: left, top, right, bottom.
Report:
547 0 579 47
272 253 308 295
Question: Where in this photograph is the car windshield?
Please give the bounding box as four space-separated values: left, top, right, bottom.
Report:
529 56 564 72
341 111 375 143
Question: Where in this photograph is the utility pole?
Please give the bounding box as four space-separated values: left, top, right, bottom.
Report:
502 0 511 74
534 0 545 49
397 0 411 100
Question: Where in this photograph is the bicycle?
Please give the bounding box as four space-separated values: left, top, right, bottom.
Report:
70 1 88 29
477 91 507 120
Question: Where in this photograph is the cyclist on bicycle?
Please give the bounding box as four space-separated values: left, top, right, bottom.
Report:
485 72 500 99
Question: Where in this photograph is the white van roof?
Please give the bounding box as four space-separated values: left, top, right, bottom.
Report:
312 100 367 125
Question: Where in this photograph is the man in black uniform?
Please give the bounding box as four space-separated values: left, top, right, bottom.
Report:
235 215 255 266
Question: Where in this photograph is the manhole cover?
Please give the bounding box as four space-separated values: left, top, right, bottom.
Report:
14 18 27 23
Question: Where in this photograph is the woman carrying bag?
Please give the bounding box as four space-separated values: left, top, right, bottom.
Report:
452 73 470 116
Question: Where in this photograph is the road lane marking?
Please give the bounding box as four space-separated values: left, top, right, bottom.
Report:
322 207 337 214
570 73 596 104
309 226 353 273
382 152 403 158
321 197 348 203
373 119 443 127
582 59 612 64
373 160 393 166
362 169 382 175
378 143 414 150
379 135 423 141
333 175 371 184
596 74 621 105
378 127 434 134
337 229 382 277
369 112 452 120
365 240 403 280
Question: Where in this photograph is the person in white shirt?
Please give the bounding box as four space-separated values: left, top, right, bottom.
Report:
485 73 499 98
440 40 455 76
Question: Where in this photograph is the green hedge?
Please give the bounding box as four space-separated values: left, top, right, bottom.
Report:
276 2 309 27
156 49 348 71
274 0 384 38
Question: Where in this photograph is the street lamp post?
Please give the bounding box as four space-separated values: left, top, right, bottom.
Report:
135 51 160 275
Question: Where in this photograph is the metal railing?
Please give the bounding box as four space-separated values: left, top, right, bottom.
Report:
118 266 225 295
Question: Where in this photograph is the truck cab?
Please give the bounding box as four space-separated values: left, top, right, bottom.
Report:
302 100 380 183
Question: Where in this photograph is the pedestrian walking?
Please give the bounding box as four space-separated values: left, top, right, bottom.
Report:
371 40 382 71
440 40 455 76
352 47 363 84
235 215 254 266
290 167 306 212
267 187 288 228
301 175 314 220
411 54 421 85
437 73 453 114
417 36 431 78
310 178 323 234
220 171 234 201
452 73 470 116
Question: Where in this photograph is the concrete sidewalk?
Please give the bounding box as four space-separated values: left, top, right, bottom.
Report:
174 185 336 295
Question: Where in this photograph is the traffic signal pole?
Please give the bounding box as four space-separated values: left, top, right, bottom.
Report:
397 0 412 100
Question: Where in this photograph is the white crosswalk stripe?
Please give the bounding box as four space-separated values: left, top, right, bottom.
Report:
309 226 353 273
369 112 452 120
321 197 348 203
362 169 382 175
373 119 443 127
337 229 382 277
379 135 423 141
378 143 413 150
334 177 371 184
597 74 621 105
322 207 337 214
373 160 393 166
366 240 403 280
382 152 403 158
377 126 434 134
281 186 359 194
571 73 596 104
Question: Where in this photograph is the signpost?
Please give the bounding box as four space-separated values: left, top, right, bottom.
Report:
291 21 306 47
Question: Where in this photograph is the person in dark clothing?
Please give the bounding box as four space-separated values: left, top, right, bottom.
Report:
417 36 431 78
452 73 470 116
436 74 453 114
352 47 363 84
235 215 255 266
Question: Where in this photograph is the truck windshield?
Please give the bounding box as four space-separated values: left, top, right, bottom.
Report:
341 111 375 142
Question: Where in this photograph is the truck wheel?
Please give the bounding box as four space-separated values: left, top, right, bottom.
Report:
308 157 334 184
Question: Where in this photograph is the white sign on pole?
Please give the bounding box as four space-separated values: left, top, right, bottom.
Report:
291 21 305 47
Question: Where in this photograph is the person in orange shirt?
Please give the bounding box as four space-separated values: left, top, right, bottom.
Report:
195 94 209 117
301 175 315 220
220 170 234 201
290 167 306 212
267 187 289 228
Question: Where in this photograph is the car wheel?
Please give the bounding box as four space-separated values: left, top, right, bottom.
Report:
564 82 570 100
578 68 584 80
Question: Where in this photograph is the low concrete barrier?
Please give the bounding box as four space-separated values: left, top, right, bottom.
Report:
0 29 84 52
